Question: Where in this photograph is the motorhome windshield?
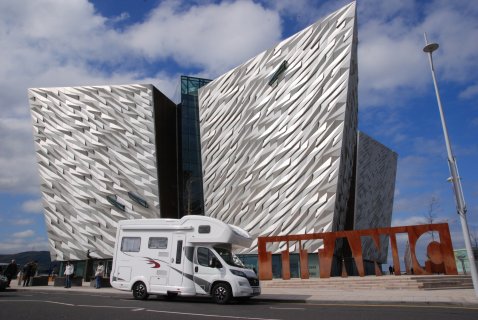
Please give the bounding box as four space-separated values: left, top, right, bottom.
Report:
213 246 246 268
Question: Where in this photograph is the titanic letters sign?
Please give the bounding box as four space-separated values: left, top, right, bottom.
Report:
257 223 457 280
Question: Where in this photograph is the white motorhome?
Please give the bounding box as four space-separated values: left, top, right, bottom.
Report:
110 216 260 304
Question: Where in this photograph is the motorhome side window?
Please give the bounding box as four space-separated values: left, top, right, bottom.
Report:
198 225 211 233
148 237 168 249
120 237 141 252
197 247 214 267
176 240 183 264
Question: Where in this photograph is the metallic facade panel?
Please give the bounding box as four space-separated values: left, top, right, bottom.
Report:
355 131 398 263
199 3 358 253
29 84 162 261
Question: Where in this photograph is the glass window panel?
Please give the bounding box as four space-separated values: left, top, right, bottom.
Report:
148 237 168 249
121 237 141 252
198 225 211 234
197 247 213 267
176 240 183 264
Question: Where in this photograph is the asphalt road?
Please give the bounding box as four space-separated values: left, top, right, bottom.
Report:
0 289 477 320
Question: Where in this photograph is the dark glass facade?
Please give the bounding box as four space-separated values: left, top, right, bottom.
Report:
152 86 179 219
178 76 211 216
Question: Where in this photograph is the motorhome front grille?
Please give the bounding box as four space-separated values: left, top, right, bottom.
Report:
247 278 259 287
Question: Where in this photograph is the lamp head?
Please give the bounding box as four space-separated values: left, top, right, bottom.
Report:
423 43 439 53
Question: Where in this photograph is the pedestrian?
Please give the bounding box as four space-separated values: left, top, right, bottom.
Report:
388 265 393 275
22 261 33 287
4 259 18 287
52 265 58 276
64 261 74 288
95 262 104 289
31 261 39 277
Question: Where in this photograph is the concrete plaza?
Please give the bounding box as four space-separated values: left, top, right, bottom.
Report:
7 276 478 307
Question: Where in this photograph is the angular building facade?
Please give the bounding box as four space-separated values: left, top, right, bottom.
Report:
28 1 397 277
28 84 178 262
199 2 359 253
354 131 398 263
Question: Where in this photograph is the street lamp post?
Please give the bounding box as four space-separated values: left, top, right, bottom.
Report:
423 33 478 296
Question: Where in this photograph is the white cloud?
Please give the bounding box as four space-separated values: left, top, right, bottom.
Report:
13 229 35 238
359 108 408 145
420 1 478 82
124 0 281 75
459 84 478 99
395 155 429 188
392 214 448 227
263 0 349 28
357 15 429 107
21 199 43 214
392 215 427 227
0 237 49 254
0 117 40 193
357 0 478 108
0 0 281 115
108 12 130 25
411 137 446 157
11 218 35 226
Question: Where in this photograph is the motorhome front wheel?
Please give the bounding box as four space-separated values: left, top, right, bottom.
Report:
212 283 232 304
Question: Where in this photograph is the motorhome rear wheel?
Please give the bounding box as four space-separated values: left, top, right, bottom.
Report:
132 282 149 300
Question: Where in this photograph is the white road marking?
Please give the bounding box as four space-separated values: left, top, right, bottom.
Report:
0 300 135 309
269 307 305 310
0 300 282 319
76 305 137 309
146 309 281 320
0 300 75 307
46 301 75 306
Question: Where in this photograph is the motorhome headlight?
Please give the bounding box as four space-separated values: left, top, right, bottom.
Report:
230 269 247 278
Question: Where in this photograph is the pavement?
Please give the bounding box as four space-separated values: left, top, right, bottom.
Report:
6 280 478 307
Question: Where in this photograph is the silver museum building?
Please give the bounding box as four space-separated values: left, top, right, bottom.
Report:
28 2 397 279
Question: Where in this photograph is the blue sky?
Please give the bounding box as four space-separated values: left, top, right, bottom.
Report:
0 0 477 265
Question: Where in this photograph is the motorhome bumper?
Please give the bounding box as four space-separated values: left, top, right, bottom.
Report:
237 286 261 296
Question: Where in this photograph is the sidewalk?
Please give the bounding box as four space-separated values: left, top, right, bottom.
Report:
7 281 478 307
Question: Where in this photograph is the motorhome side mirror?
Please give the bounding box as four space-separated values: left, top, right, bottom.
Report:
210 257 222 268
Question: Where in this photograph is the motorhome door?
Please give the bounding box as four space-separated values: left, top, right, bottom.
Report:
147 234 170 292
193 247 223 294
168 234 185 287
